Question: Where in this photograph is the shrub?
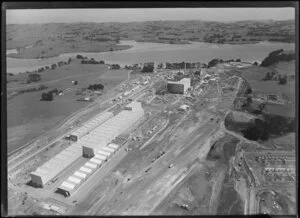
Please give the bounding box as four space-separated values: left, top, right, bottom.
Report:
28 73 41 82
141 62 154 73
87 83 104 90
110 64 120 69
278 75 288 85
41 91 53 101
76 54 84 59
51 64 57 70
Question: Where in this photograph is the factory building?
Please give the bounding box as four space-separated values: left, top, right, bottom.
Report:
30 143 82 188
82 102 144 157
167 78 191 94
57 143 121 197
69 112 113 141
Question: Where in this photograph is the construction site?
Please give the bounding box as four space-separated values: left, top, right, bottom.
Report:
7 61 296 216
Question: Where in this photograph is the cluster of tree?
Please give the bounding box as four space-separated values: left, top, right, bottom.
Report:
41 92 53 101
20 85 48 93
26 58 72 75
262 72 288 85
125 64 141 70
10 85 49 99
110 64 120 69
262 72 277 81
27 73 41 83
76 54 86 59
87 83 104 91
141 62 154 73
278 75 288 85
242 115 295 141
208 58 242 68
40 88 63 101
81 58 105 64
260 49 295 67
165 62 206 70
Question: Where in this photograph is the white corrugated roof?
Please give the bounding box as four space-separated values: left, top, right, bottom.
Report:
94 154 107 160
61 181 75 190
74 171 87 179
97 150 110 156
85 162 97 169
90 158 102 165
108 143 119 149
68 176 81 184
79 166 92 174
102 146 115 153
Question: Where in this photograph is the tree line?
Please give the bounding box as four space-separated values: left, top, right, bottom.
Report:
87 83 104 91
41 88 63 101
260 49 295 67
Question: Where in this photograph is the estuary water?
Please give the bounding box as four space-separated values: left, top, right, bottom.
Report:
7 40 295 74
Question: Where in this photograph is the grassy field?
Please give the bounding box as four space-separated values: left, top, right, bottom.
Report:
7 60 129 153
240 62 295 102
238 61 295 118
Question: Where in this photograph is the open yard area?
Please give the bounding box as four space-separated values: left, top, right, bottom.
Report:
152 165 212 215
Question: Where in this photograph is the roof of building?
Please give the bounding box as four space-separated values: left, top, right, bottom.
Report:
90 158 103 165
85 162 98 169
79 166 92 174
74 171 87 179
167 77 191 85
68 176 81 184
60 181 75 191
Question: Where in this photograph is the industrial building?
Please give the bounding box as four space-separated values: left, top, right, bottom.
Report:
167 78 191 94
82 102 144 157
56 143 121 197
34 102 143 191
69 112 113 141
30 143 82 188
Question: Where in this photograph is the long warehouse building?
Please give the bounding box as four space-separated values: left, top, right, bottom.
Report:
30 143 82 188
82 102 144 157
30 112 113 188
57 143 120 197
69 112 114 141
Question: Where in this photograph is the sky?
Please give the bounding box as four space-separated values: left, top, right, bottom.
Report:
6 8 295 24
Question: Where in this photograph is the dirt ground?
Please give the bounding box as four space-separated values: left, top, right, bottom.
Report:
152 165 212 215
